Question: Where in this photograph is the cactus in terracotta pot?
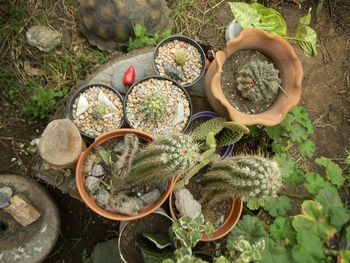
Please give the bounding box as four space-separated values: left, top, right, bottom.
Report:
127 133 200 185
201 155 282 202
237 60 281 102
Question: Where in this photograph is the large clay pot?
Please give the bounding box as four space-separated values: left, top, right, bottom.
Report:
76 128 175 221
168 192 243 242
205 28 303 126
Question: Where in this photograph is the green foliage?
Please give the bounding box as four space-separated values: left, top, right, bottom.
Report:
274 153 304 186
93 104 107 119
128 133 200 185
262 196 292 217
228 2 318 57
141 92 168 121
292 232 325 263
225 236 265 263
201 155 282 202
128 23 171 51
304 172 332 195
259 238 290 263
237 60 281 103
315 157 345 186
270 217 296 245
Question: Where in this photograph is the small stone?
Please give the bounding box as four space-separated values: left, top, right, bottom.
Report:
85 176 101 194
215 215 225 228
174 188 201 218
0 186 13 208
95 189 111 207
26 25 61 52
105 193 144 216
174 103 185 124
112 64 146 94
76 95 89 116
162 61 183 81
113 139 125 154
139 189 161 205
91 164 105 177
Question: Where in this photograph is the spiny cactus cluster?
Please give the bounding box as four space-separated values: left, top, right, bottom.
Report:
237 60 281 102
174 51 187 66
93 104 106 119
127 134 200 185
141 91 168 121
201 155 282 201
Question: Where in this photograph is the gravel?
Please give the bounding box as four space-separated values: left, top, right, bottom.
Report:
72 86 123 137
155 40 202 86
125 78 191 136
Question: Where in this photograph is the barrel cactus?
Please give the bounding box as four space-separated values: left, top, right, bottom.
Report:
175 51 187 66
127 134 200 185
237 60 281 102
201 155 282 201
93 104 106 119
141 92 168 121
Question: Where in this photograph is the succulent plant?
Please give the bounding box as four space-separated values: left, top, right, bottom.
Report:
127 133 200 185
174 51 187 66
92 104 107 119
141 92 168 121
237 60 281 102
201 155 282 202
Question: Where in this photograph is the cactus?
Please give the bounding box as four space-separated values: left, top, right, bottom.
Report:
201 155 282 202
174 51 187 66
127 134 200 185
237 60 281 102
141 92 168 121
93 104 107 119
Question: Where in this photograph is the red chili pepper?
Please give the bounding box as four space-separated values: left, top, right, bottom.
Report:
123 66 135 86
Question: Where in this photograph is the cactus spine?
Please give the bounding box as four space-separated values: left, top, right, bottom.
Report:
127 134 200 185
141 91 168 121
201 155 282 201
237 60 281 102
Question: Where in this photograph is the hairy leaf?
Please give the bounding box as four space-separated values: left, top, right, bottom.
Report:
315 157 344 186
298 140 315 157
304 172 332 195
270 217 296 245
262 196 292 217
260 238 290 263
274 153 304 186
292 232 324 263
315 186 350 229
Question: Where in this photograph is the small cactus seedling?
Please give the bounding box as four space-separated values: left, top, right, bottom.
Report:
141 92 168 121
93 104 107 119
174 51 187 66
201 155 282 202
237 60 281 102
127 133 200 185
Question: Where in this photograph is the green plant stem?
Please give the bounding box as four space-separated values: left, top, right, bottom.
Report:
284 36 306 42
280 191 311 200
324 248 339 257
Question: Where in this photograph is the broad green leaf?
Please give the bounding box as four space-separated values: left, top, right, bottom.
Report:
260 238 290 263
265 125 285 141
315 157 344 186
315 186 350 229
96 146 112 165
295 9 317 57
134 23 146 37
250 3 287 36
262 196 292 217
228 2 261 28
292 200 336 240
274 153 304 186
228 215 269 244
284 106 314 136
298 140 315 157
270 217 296 245
143 232 172 249
246 198 265 210
339 250 350 263
292 232 324 263
347 226 350 242
304 172 332 195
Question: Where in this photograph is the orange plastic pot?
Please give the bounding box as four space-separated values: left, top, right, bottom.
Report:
76 128 176 221
169 191 243 241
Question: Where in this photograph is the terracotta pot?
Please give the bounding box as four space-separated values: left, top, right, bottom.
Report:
76 128 176 221
169 192 243 241
205 28 303 126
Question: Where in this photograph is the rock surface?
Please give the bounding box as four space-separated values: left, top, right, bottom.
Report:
91 164 105 177
174 188 202 218
26 25 61 52
4 194 41 226
139 189 161 205
95 189 111 207
112 64 146 94
0 186 13 208
85 176 101 194
105 193 144 216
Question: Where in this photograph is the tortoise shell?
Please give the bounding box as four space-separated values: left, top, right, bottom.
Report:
78 0 172 51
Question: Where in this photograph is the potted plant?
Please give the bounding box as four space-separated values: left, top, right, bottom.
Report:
68 83 124 140
75 128 175 221
153 35 206 87
124 76 193 137
205 28 303 126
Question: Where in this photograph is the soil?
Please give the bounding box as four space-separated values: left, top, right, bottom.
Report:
119 212 172 263
221 49 279 114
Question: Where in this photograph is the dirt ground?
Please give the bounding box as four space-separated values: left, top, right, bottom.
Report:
0 0 349 262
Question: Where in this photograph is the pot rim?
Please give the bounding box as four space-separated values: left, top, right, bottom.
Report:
75 128 175 221
67 83 125 140
153 34 206 88
123 75 193 134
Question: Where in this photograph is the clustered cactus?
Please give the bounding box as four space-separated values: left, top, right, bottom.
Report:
93 104 106 119
201 155 282 202
127 134 200 185
174 51 187 66
237 60 281 102
141 92 168 121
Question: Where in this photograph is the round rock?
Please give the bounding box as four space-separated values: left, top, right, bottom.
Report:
0 186 13 208
112 64 146 94
26 25 61 52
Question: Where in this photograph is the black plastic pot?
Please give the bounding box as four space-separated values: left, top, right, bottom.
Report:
153 35 206 88
123 75 193 134
67 83 124 140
